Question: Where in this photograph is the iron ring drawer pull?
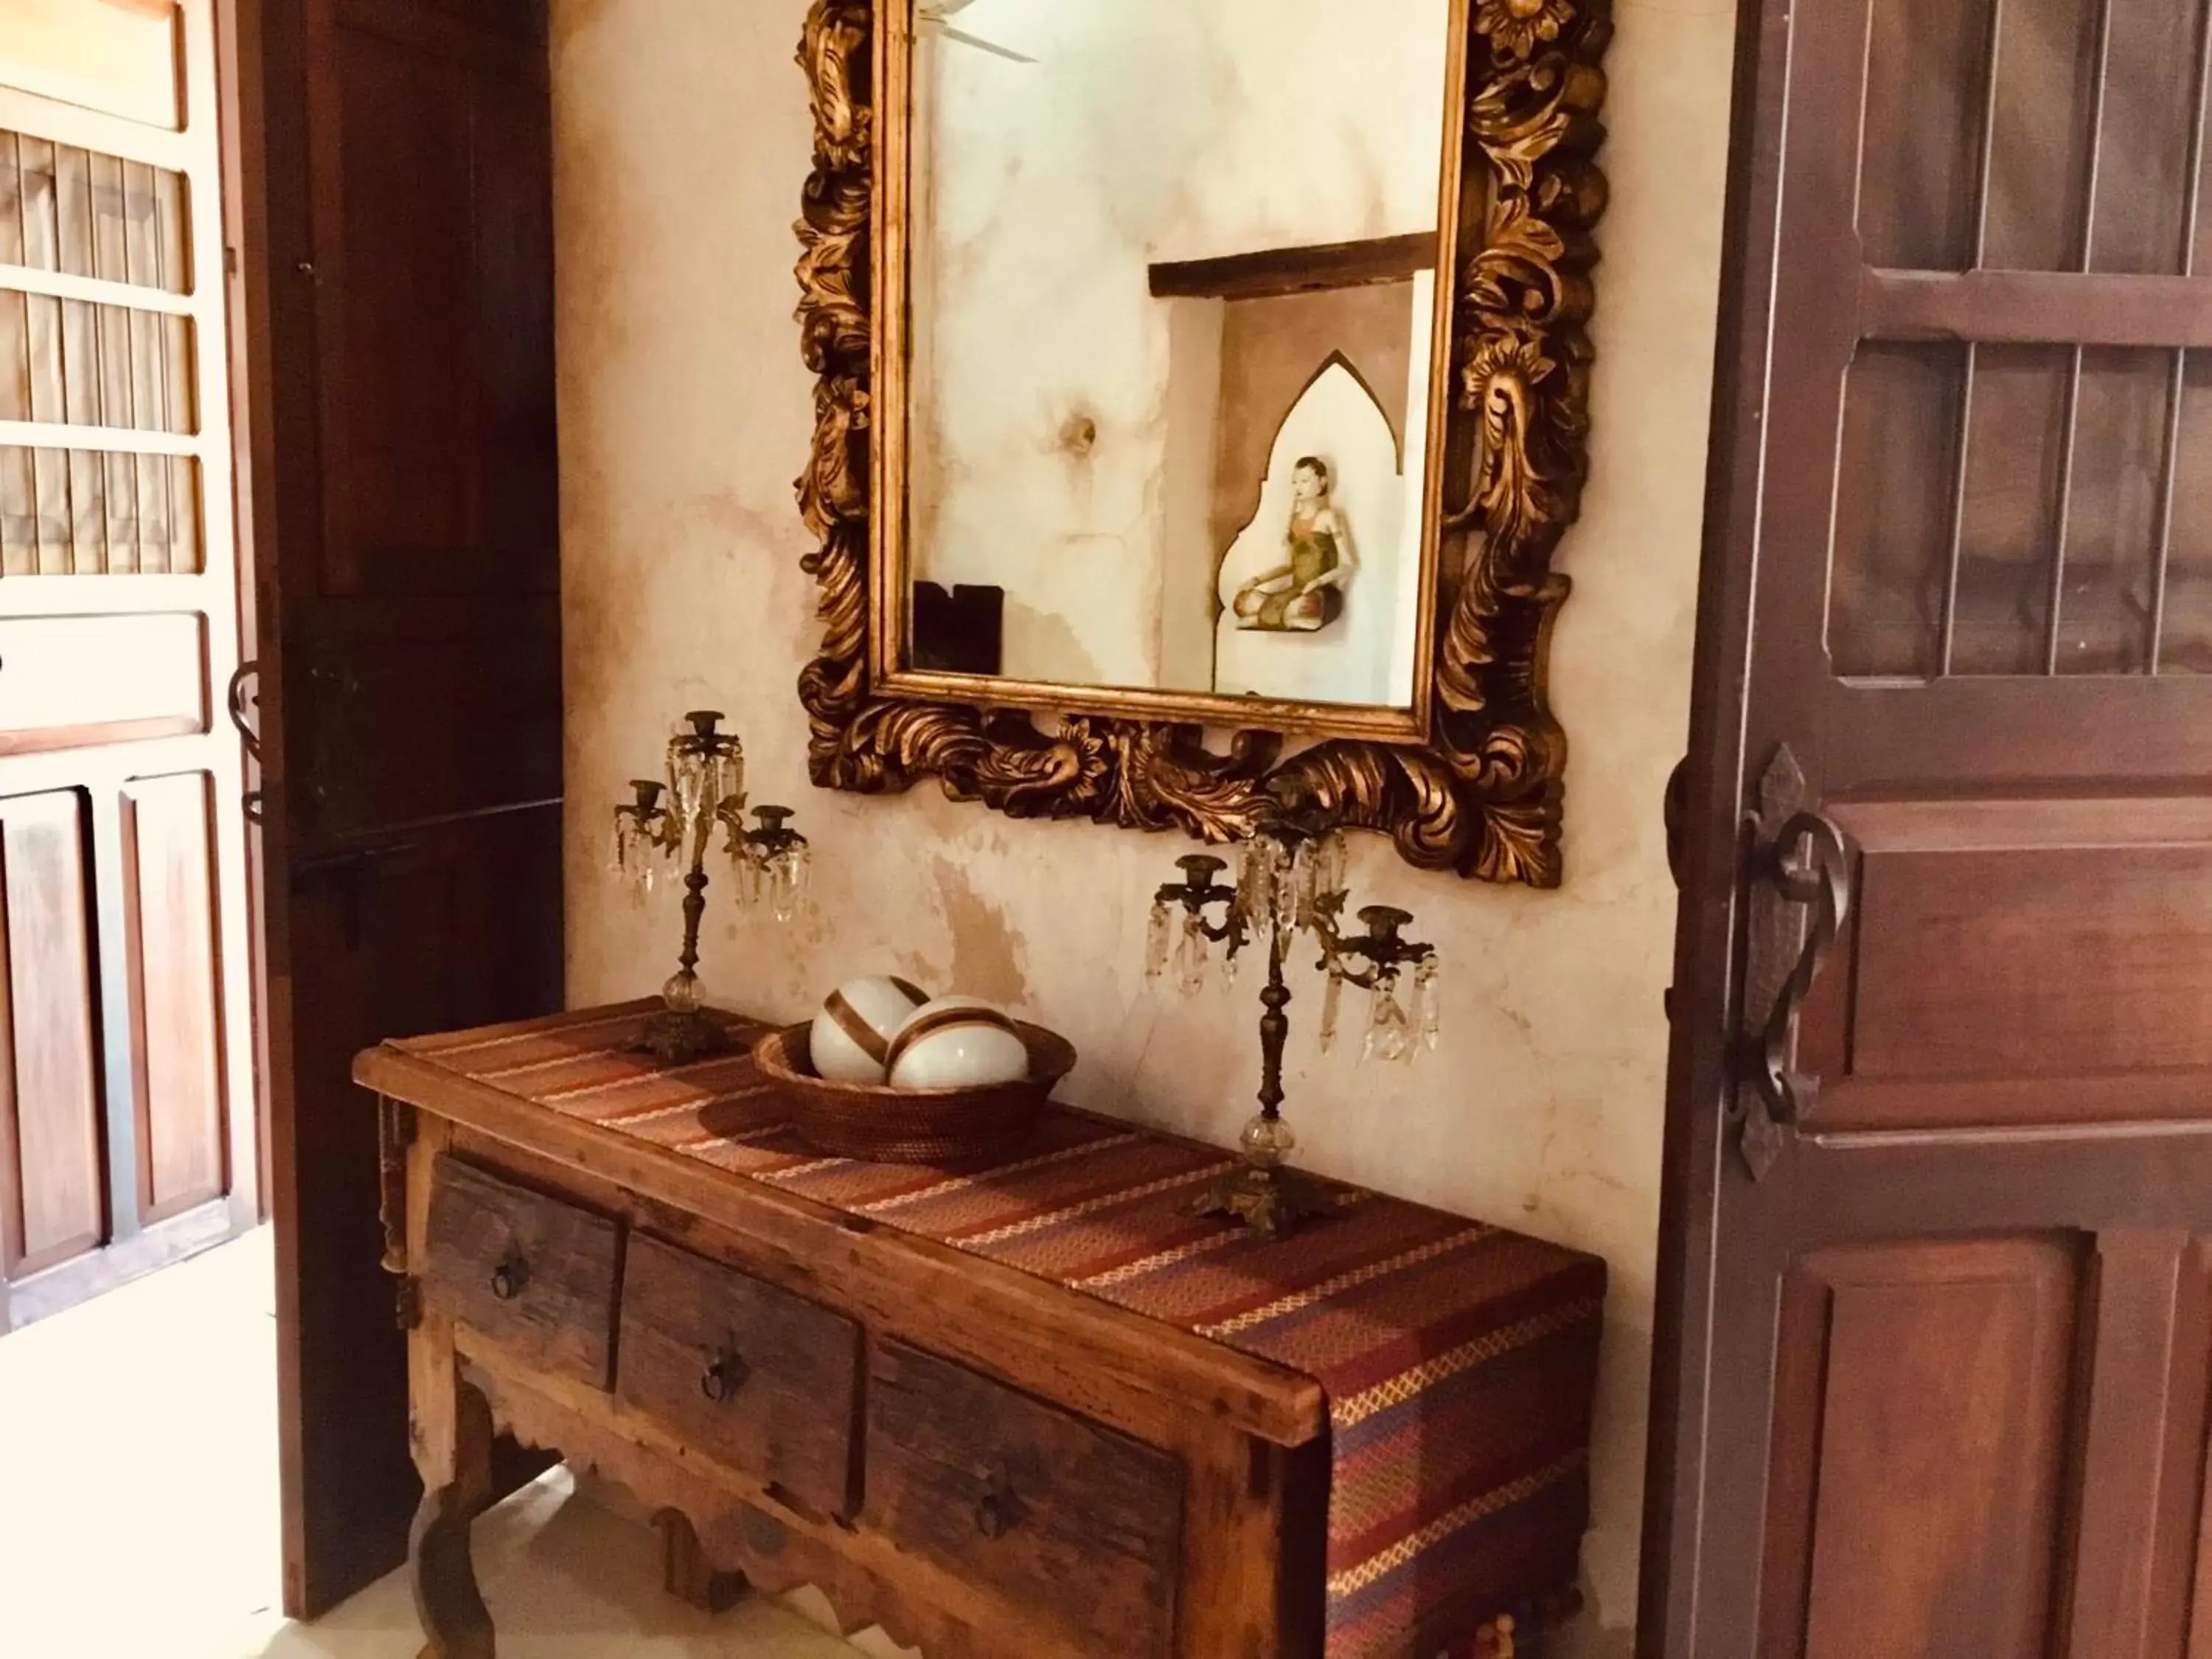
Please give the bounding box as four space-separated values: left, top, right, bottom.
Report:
490 1255 530 1301
974 1481 1026 1540
700 1349 751 1402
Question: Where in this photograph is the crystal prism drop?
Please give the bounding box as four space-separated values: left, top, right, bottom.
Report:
1289 838 1319 929
1318 968 1343 1054
1175 913 1208 996
1234 841 1264 924
1364 976 1414 1064
1315 830 1348 903
1416 956 1441 1051
1144 900 1172 979
770 850 804 922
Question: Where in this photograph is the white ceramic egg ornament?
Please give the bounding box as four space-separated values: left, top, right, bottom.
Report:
886 996 1031 1091
810 975 931 1085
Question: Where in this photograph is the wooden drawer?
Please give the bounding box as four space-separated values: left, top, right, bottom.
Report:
614 1234 862 1519
422 1155 622 1389
865 1340 1184 1658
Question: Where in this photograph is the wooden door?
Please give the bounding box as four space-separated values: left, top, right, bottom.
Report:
1647 0 2212 1653
0 0 259 1331
226 0 563 1617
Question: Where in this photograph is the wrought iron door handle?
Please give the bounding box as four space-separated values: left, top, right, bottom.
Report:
700 1348 751 1402
227 660 266 824
226 660 262 759
1751 808 1853 1130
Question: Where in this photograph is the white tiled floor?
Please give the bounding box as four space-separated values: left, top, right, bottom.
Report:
0 1229 872 1659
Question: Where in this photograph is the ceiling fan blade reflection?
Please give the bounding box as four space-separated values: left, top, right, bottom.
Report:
933 23 1037 63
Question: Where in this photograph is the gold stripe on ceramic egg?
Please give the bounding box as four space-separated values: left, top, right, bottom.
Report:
825 989 889 1062
884 1006 1022 1074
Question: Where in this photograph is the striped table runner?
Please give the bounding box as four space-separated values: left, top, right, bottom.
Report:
393 1004 1606 1658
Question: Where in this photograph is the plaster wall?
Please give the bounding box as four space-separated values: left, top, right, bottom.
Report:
551 0 1739 1651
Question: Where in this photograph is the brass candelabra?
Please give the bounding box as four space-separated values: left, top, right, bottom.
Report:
1146 822 1440 1236
609 711 811 1063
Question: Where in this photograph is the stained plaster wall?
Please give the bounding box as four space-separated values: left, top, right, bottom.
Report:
552 0 1739 1651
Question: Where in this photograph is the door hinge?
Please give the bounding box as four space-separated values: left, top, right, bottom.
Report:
394 1277 423 1332
1734 744 1854 1181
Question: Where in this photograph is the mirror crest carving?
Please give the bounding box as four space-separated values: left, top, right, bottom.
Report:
795 0 1612 884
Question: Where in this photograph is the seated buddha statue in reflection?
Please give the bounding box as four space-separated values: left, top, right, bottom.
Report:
1232 456 1357 633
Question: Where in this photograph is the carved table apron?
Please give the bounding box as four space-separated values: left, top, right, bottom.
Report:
358 1002 1605 1659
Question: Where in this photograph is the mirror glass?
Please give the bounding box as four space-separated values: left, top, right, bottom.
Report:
902 0 1454 710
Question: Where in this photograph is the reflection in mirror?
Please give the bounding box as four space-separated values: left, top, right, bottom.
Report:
904 0 1453 711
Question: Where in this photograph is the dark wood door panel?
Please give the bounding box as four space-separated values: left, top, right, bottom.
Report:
120 770 229 1222
275 806 561 1611
292 597 560 841
2065 1233 2212 1659
0 787 104 1280
314 0 554 604
1759 1237 2082 1659
1795 796 2212 1132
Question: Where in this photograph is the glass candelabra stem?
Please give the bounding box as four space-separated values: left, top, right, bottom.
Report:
1240 1110 1296 1168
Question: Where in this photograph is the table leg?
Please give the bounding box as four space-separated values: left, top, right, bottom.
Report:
653 1508 750 1613
408 1371 496 1659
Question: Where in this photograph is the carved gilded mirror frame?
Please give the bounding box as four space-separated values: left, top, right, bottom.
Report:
795 0 1611 885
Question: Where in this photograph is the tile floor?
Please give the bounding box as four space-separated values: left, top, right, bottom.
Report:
0 1228 879 1659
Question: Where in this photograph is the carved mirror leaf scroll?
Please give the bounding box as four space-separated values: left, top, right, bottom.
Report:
794 0 1612 884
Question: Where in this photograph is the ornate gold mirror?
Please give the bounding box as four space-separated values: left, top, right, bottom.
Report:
797 0 1612 883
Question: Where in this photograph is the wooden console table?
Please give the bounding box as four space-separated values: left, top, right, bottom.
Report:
357 1002 1606 1659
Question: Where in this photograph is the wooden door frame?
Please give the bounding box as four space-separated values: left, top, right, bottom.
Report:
215 0 276 1225
1637 0 1806 1648
217 0 319 1610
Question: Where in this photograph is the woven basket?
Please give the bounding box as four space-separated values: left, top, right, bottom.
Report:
751 1021 1077 1166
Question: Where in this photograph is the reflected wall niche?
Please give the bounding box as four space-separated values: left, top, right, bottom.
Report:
795 0 1615 884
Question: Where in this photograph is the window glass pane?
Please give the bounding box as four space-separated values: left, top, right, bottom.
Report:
2092 0 2208 274
1830 343 1966 678
0 447 203 576
2055 348 2171 674
1860 0 2000 270
2158 351 2212 669
1953 346 2071 675
1983 0 2103 271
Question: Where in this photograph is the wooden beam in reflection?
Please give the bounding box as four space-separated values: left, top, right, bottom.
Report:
1148 233 1439 302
